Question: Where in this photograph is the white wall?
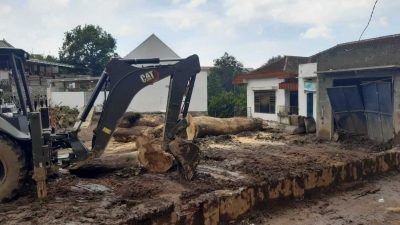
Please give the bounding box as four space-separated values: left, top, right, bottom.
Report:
246 77 285 121
127 69 207 112
0 70 9 80
50 92 85 109
49 69 208 113
298 63 317 119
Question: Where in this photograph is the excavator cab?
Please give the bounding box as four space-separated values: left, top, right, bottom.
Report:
0 46 202 201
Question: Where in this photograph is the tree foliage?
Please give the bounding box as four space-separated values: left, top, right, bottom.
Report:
208 88 246 118
59 25 117 76
30 54 59 63
209 52 244 92
207 53 247 117
262 55 283 67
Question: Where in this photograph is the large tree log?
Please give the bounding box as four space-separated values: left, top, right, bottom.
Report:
113 125 164 142
136 136 174 173
186 114 263 140
118 112 164 128
69 151 139 176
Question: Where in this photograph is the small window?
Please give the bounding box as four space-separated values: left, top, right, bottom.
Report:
254 90 276 113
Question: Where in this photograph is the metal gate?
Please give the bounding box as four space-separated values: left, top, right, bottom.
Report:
361 81 393 142
327 81 393 142
327 86 367 135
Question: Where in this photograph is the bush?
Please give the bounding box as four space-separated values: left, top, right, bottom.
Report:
208 90 246 118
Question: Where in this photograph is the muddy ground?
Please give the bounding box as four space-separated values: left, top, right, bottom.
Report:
234 172 400 225
0 123 397 224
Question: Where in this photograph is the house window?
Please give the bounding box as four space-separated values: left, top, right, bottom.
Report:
254 90 276 113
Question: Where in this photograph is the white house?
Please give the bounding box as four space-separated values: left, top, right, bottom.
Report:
124 34 208 113
233 56 308 122
298 63 317 119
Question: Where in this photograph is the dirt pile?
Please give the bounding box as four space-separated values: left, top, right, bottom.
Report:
338 133 393 152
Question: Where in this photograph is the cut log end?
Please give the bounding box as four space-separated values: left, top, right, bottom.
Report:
136 136 174 173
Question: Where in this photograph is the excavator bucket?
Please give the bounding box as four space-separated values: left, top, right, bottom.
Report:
169 138 200 180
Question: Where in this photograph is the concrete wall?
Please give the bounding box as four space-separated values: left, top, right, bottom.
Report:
391 75 400 137
298 63 317 119
316 35 400 71
316 74 333 139
50 92 86 109
246 77 285 121
0 70 9 80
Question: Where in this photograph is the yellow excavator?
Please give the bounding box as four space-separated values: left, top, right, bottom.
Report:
0 47 201 201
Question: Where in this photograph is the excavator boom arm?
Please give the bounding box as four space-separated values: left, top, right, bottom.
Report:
69 54 201 160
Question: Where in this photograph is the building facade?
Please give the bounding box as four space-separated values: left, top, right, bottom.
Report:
313 34 400 143
0 39 74 102
234 56 308 122
298 63 317 119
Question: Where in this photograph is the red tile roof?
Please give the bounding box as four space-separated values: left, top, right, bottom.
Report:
232 71 294 84
232 56 308 84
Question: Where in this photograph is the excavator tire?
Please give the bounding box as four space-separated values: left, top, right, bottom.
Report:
0 135 26 202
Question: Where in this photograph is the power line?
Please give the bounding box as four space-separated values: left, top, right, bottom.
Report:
359 0 379 41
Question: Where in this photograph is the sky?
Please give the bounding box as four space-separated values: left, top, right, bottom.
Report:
0 0 399 68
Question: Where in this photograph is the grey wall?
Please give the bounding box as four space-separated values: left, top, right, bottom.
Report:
316 36 400 71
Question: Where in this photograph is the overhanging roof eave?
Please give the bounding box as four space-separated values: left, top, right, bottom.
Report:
317 65 400 74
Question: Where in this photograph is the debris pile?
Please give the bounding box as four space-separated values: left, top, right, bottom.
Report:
51 106 80 129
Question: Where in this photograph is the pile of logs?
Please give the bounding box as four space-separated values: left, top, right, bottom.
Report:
109 113 263 173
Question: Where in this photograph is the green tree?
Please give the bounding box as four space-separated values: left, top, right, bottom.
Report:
262 55 283 67
30 54 59 63
209 52 244 92
59 25 117 76
207 53 247 117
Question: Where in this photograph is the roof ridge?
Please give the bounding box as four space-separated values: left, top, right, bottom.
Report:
0 38 14 48
337 33 400 47
124 34 180 59
311 33 400 58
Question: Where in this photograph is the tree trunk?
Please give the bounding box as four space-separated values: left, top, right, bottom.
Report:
186 114 263 140
113 125 164 142
69 152 139 176
118 112 164 128
136 136 174 173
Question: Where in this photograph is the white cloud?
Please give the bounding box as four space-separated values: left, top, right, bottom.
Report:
0 0 399 68
171 0 184 4
378 16 388 27
301 25 332 39
223 0 373 25
186 0 207 8
0 3 12 14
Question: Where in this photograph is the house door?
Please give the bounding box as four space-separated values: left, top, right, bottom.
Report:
289 91 298 114
306 92 313 117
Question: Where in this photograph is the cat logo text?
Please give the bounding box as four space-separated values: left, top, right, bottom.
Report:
140 70 159 84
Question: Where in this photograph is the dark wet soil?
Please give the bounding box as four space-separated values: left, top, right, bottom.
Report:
0 130 393 224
